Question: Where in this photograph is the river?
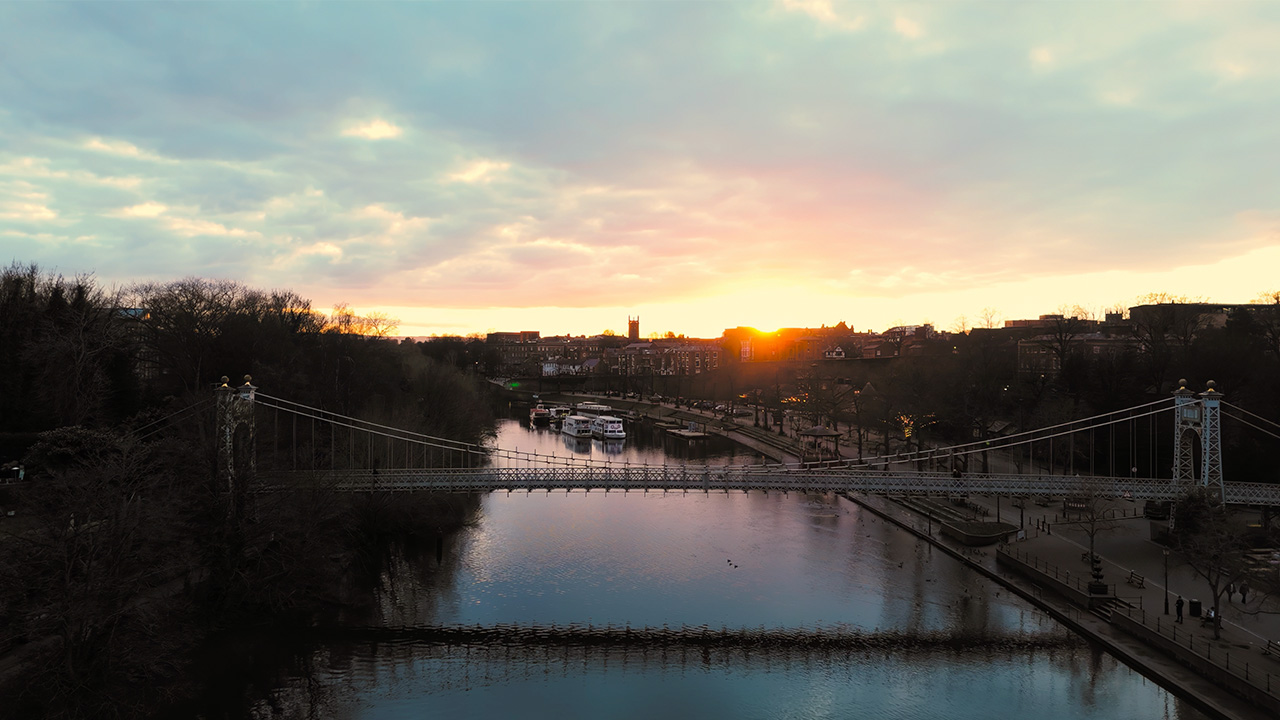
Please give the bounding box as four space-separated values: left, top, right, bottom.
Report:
243 416 1208 719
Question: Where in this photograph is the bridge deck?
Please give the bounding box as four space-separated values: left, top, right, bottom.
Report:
257 467 1280 506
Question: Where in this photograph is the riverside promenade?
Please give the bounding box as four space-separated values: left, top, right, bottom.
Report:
853 491 1280 720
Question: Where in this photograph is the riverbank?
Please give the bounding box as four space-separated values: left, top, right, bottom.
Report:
843 492 1273 720
546 393 803 463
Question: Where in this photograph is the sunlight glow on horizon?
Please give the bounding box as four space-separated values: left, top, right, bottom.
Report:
357 244 1280 339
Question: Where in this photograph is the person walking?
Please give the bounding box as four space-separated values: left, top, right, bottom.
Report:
1175 595 1184 623
1240 581 1250 603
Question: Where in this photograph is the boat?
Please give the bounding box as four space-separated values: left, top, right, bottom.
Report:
548 406 572 423
529 403 552 425
590 415 626 440
574 402 613 417
561 415 594 438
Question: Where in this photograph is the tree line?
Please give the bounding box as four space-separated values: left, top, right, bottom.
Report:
722 298 1280 481
0 263 496 718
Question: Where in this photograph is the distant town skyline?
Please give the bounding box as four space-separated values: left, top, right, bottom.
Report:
2 2 1278 339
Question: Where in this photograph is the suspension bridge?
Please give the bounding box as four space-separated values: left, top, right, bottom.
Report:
193 376 1280 506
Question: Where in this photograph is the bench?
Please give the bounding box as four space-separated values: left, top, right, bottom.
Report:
1125 570 1145 588
1264 639 1280 656
1081 552 1099 563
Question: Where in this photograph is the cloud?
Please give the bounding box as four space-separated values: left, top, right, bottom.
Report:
342 119 404 140
779 0 864 31
446 159 511 184
109 201 168 218
893 15 922 39
1 2 1278 333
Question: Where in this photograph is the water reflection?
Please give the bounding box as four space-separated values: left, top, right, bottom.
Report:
243 417 1207 720
256 643 1196 720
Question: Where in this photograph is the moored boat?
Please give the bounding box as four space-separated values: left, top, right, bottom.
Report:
574 402 612 417
561 415 594 438
590 415 626 440
529 403 552 425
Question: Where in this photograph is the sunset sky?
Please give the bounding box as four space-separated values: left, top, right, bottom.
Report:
2 1 1278 338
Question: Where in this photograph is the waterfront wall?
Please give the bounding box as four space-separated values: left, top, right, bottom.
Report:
1110 608 1280 713
996 547 1115 611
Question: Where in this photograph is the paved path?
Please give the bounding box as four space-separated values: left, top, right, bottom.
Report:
849 492 1278 720
968 495 1280 650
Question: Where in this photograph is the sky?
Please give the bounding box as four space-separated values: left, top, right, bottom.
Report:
2 1 1278 338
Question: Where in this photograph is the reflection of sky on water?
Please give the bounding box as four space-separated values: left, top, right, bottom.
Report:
413 491 1042 633
257 418 1208 720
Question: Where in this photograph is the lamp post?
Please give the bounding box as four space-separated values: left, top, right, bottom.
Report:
1163 549 1170 614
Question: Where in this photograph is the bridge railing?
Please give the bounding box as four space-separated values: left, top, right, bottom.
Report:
253 466 1280 504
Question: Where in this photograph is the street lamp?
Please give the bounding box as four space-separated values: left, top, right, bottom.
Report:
1163 549 1170 614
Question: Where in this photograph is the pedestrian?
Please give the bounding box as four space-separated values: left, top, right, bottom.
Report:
1227 582 1235 601
1175 595 1184 623
1240 581 1249 603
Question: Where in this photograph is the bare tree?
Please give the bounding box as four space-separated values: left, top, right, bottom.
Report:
1129 295 1212 393
1250 290 1280 359
1034 305 1094 372
1171 487 1259 639
1067 478 1122 594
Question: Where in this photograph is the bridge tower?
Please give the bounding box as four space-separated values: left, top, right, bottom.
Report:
1172 380 1199 487
216 374 257 513
1171 379 1224 499
1200 380 1223 496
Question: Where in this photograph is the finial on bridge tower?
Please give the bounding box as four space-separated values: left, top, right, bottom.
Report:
220 375 230 388
237 374 257 401
1204 379 1217 393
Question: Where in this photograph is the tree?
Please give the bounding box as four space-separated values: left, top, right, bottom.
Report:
1034 306 1093 372
1170 487 1258 639
1130 294 1211 394
1250 290 1280 360
2 428 201 714
978 307 1003 330
1067 478 1123 594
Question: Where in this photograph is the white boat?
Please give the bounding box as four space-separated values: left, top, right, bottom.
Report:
561 415 594 438
548 406 572 423
529 403 552 425
590 415 626 440
575 402 612 417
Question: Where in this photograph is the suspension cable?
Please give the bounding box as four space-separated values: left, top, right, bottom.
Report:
1221 410 1280 442
1221 401 1280 432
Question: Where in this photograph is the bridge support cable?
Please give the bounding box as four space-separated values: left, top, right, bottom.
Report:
785 397 1175 476
129 397 216 442
831 404 1173 476
1220 401 1280 442
1221 409 1280 442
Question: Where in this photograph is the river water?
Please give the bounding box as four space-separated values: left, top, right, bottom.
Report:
248 416 1207 719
